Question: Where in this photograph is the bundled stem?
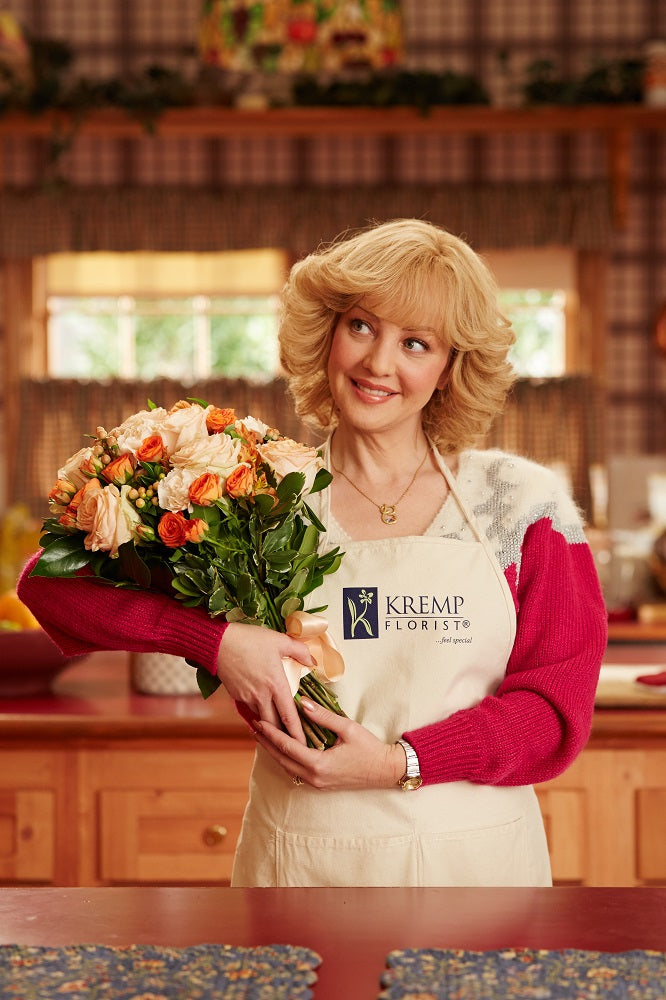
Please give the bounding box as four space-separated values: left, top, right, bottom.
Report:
295 672 347 749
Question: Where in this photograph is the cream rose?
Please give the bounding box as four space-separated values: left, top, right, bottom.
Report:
159 404 213 455
237 414 269 438
157 466 199 513
112 407 169 456
169 432 242 478
83 484 142 556
57 446 96 491
257 439 323 493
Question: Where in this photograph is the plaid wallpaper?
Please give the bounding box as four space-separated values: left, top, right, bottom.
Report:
0 0 665 457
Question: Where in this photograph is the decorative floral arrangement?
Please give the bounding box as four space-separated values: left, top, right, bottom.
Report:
32 398 345 748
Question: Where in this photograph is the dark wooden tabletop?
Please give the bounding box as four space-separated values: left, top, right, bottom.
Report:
0 886 665 999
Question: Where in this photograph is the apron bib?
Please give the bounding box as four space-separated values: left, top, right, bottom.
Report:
232 444 552 887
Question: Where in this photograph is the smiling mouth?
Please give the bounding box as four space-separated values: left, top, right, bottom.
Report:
351 378 395 398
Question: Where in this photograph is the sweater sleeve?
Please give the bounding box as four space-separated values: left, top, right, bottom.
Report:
403 516 608 787
16 551 227 676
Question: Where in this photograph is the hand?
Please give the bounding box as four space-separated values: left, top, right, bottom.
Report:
252 696 407 790
216 622 314 743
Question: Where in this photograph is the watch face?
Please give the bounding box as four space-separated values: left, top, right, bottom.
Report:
401 775 423 791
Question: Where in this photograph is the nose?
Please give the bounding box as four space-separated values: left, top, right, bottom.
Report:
362 334 395 377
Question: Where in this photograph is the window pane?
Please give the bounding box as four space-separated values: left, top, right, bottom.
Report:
501 289 566 378
48 296 120 377
210 296 279 380
134 301 196 380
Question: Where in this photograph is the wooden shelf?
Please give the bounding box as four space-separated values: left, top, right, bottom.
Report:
0 104 664 225
0 104 664 138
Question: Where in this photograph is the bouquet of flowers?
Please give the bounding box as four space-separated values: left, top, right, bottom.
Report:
32 398 346 748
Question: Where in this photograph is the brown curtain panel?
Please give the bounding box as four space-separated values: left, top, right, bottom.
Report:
17 374 602 523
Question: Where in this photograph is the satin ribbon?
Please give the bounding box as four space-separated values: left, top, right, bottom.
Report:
281 610 345 696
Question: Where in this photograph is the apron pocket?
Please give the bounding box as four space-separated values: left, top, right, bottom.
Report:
276 829 418 887
419 816 544 886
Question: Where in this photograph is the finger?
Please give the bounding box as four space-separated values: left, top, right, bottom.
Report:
299 695 349 735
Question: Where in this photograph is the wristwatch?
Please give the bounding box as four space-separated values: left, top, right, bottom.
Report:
396 738 423 791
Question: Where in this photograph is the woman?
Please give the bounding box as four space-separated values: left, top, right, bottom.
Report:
18 219 607 887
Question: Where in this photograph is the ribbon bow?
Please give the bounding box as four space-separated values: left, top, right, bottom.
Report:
281 610 345 697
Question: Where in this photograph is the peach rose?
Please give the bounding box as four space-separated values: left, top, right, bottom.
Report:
184 518 208 544
257 438 323 492
157 511 190 548
225 464 255 498
102 453 135 487
79 452 106 479
72 479 104 531
83 484 142 556
136 434 167 462
189 472 223 506
206 407 236 434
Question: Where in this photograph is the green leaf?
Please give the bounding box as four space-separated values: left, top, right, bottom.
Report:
118 542 152 588
196 666 222 698
298 523 319 555
253 493 277 516
309 467 333 494
302 501 326 533
276 471 306 503
30 536 90 577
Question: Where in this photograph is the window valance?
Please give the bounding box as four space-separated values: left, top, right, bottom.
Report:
0 181 611 257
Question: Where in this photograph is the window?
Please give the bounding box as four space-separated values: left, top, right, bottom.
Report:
44 247 577 382
45 250 288 382
483 247 577 378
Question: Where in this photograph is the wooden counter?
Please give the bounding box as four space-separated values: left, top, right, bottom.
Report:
0 644 666 887
0 885 664 1000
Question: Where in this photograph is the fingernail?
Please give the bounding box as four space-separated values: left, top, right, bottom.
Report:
251 719 263 733
300 697 316 711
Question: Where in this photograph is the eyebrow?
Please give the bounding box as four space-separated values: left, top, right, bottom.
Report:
351 305 437 335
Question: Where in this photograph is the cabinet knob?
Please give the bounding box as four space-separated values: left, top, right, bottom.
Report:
202 824 228 847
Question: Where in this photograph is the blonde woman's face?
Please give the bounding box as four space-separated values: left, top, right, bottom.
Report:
327 302 452 438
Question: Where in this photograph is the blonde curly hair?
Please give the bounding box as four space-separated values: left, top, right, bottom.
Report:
278 218 516 453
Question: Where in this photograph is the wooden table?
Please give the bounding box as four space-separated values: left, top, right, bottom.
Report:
0 886 664 999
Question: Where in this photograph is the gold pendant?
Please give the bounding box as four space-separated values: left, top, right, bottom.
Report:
380 504 398 525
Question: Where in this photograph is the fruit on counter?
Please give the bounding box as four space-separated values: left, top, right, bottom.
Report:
0 589 41 630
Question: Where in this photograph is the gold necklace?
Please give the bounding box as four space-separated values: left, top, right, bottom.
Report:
331 448 430 525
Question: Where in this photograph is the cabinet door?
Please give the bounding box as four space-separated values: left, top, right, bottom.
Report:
0 789 54 882
99 787 248 883
534 785 586 883
88 747 255 884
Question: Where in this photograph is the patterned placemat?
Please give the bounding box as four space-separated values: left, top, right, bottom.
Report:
379 947 666 999
0 942 321 999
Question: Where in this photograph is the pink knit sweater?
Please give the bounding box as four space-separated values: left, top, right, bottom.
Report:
17 449 608 790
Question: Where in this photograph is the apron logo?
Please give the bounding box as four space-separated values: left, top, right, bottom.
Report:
343 587 378 639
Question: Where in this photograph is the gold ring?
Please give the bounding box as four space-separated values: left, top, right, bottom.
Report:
292 775 304 786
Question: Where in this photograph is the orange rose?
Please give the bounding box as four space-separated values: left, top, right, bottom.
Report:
184 518 208 544
157 511 189 548
136 434 167 462
102 453 135 487
225 465 255 498
189 472 223 506
48 478 77 507
206 407 236 434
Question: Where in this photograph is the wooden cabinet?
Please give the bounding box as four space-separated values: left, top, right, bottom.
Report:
537 748 666 886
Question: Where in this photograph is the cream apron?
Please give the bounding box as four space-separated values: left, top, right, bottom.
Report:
232 444 552 887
